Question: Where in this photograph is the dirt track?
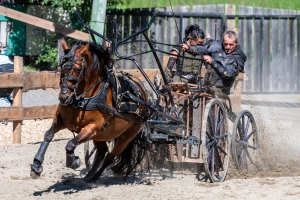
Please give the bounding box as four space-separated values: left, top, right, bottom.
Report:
0 94 300 199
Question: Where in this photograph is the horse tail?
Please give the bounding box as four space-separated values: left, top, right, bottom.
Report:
110 126 151 178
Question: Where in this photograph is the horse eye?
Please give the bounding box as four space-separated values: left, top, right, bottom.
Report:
74 67 81 73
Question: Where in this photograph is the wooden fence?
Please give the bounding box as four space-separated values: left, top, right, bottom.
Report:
105 4 300 94
0 57 60 143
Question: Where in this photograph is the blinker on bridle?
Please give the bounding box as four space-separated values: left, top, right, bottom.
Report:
59 45 103 102
60 45 86 95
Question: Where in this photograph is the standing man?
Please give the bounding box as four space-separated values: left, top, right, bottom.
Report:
202 30 247 98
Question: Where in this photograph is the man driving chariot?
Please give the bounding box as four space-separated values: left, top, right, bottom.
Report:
163 24 247 99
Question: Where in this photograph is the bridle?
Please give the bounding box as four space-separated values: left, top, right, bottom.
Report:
60 44 103 105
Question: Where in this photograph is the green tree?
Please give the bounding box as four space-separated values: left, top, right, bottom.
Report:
28 0 130 70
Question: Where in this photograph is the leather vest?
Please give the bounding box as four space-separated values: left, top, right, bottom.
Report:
176 51 204 75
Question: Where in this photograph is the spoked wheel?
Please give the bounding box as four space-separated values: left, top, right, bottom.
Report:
232 110 259 171
202 98 230 182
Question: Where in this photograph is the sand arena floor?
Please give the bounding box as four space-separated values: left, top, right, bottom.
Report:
0 92 300 199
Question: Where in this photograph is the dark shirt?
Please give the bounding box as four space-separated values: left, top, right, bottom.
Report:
205 43 247 94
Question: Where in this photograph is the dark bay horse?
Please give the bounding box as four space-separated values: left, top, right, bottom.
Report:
30 40 149 181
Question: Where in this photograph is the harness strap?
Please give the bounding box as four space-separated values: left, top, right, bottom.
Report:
75 78 103 100
96 102 143 124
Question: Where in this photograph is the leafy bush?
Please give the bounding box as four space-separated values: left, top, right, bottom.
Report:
23 65 39 72
35 44 58 70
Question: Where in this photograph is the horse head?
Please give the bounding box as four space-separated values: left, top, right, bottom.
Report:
59 40 113 106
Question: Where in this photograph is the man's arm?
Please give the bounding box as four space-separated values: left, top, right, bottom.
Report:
164 49 179 83
204 51 239 79
228 49 247 73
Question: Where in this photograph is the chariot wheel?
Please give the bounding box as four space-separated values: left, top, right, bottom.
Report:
202 98 230 182
232 110 259 171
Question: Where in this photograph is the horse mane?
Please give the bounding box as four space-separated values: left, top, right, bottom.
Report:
74 40 113 82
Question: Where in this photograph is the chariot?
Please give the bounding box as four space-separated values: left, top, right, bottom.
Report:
78 11 259 182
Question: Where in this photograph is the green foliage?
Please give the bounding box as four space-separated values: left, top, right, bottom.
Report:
23 65 40 72
35 44 58 69
29 0 131 30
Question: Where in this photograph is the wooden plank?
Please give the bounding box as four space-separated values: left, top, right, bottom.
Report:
23 105 58 120
271 9 280 92
192 6 203 30
238 6 246 94
253 7 262 92
122 69 160 81
123 14 130 69
206 5 217 39
0 104 58 121
0 73 23 88
0 106 24 121
150 7 164 70
0 6 89 41
140 8 150 69
216 4 225 40
174 6 189 44
13 56 23 144
116 14 126 70
23 71 60 92
130 8 141 69
225 4 236 30
245 6 253 92
192 6 202 36
0 71 60 91
238 6 245 57
279 9 289 91
298 11 300 92
180 6 190 43
263 8 271 92
105 14 115 41
289 10 296 91
200 6 207 33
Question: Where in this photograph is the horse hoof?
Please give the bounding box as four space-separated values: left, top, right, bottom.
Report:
71 156 81 169
30 169 41 179
30 163 43 179
66 154 81 169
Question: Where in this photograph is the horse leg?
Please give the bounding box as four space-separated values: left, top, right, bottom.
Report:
84 141 108 180
89 125 141 182
88 146 124 182
65 124 96 169
30 123 57 179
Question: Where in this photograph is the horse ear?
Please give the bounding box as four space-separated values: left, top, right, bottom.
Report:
62 40 69 50
79 43 89 55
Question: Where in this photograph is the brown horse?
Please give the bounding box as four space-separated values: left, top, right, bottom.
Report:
30 40 149 181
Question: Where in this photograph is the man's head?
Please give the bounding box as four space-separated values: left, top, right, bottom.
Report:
223 30 238 54
185 24 205 46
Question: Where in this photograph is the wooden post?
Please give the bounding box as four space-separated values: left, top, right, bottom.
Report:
224 4 236 31
12 56 23 144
